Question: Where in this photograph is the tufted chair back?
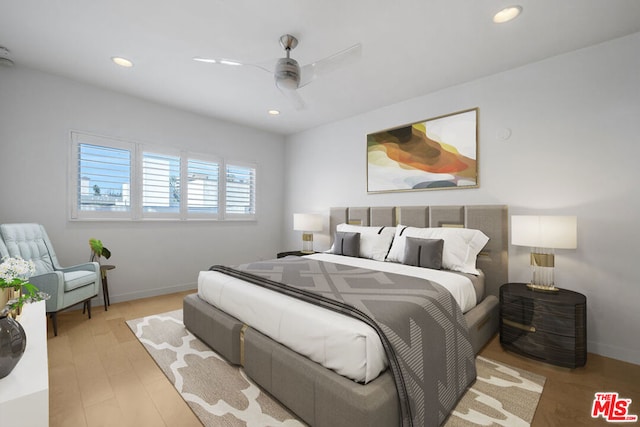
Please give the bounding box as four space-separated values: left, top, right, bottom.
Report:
0 223 59 275
0 235 8 260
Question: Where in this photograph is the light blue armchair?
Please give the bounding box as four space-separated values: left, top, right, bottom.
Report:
0 223 100 336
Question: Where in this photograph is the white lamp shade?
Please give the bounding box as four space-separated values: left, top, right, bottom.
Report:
293 213 323 232
511 215 577 249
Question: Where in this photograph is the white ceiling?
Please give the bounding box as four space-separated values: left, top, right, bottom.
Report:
2 1 640 135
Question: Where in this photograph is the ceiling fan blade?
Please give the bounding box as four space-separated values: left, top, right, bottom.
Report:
299 43 362 88
278 87 306 110
193 57 274 74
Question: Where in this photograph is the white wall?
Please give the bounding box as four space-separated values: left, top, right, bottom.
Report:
284 32 640 365
0 67 286 303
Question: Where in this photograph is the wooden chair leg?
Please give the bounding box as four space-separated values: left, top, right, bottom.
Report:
102 273 110 311
86 299 92 319
50 312 58 337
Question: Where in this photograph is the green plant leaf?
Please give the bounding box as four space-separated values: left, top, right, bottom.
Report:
21 281 38 298
89 238 111 259
89 238 103 256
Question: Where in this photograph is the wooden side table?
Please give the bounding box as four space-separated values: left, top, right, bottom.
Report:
100 265 115 310
500 282 587 368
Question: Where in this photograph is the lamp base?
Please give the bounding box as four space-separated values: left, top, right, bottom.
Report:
301 233 314 253
526 283 560 292
529 251 557 291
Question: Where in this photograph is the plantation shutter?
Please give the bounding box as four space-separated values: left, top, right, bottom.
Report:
225 163 256 217
187 158 219 214
142 152 180 214
77 143 132 213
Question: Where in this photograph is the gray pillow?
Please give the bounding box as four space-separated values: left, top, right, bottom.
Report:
333 231 360 257
403 237 444 269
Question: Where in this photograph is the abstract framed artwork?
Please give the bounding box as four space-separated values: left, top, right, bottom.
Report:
367 108 478 193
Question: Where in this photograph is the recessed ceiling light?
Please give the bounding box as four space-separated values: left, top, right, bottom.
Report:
268 110 280 116
112 56 133 68
493 6 522 24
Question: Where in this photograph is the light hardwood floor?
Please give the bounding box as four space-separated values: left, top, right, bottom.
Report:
47 291 640 427
48 291 201 427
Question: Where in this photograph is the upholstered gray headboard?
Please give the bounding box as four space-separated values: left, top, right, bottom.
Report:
329 205 508 298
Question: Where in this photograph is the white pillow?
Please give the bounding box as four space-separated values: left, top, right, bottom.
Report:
387 225 489 274
333 224 396 261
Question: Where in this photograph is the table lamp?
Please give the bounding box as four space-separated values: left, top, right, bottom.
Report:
293 213 323 253
511 215 577 292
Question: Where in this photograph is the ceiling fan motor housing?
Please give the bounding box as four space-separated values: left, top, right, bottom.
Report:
275 57 300 90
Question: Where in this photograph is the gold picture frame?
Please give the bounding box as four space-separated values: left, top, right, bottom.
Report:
367 108 478 193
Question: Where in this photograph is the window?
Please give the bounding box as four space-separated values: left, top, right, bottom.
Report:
225 163 256 218
142 151 181 215
71 133 134 219
70 131 254 221
187 159 219 214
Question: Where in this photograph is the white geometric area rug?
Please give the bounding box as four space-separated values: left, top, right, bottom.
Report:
127 310 545 427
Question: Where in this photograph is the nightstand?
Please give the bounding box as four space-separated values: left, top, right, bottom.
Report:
277 250 317 258
500 283 587 368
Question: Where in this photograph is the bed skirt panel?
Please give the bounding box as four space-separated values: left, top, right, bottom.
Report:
244 326 399 427
183 293 242 365
464 295 499 354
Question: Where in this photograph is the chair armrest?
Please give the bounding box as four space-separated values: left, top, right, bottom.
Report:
58 262 100 274
29 271 65 312
57 262 102 298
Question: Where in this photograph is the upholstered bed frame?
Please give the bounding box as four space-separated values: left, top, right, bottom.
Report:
184 205 508 426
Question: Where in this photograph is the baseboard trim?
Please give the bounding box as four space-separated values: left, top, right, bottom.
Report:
102 282 197 305
588 340 640 366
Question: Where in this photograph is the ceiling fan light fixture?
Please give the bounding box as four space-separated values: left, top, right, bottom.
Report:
276 77 299 90
275 57 300 90
493 6 522 23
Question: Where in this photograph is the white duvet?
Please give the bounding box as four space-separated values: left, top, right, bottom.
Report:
197 253 477 384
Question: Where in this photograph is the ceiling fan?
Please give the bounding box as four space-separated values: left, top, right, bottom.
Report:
194 34 362 109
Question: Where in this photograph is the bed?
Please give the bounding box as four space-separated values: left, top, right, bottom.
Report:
184 205 508 426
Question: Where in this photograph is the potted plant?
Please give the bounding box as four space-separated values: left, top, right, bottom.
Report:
89 238 111 263
0 257 48 317
0 257 49 378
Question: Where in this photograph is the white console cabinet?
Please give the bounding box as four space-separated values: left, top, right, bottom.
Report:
0 300 49 426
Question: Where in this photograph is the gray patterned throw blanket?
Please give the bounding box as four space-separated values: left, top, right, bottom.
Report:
210 256 476 426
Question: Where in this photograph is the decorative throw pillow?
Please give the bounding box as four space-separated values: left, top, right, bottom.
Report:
332 231 361 257
334 224 396 261
387 225 489 274
402 237 444 270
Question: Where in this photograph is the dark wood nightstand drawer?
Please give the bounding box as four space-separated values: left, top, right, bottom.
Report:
501 328 586 367
501 296 582 337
